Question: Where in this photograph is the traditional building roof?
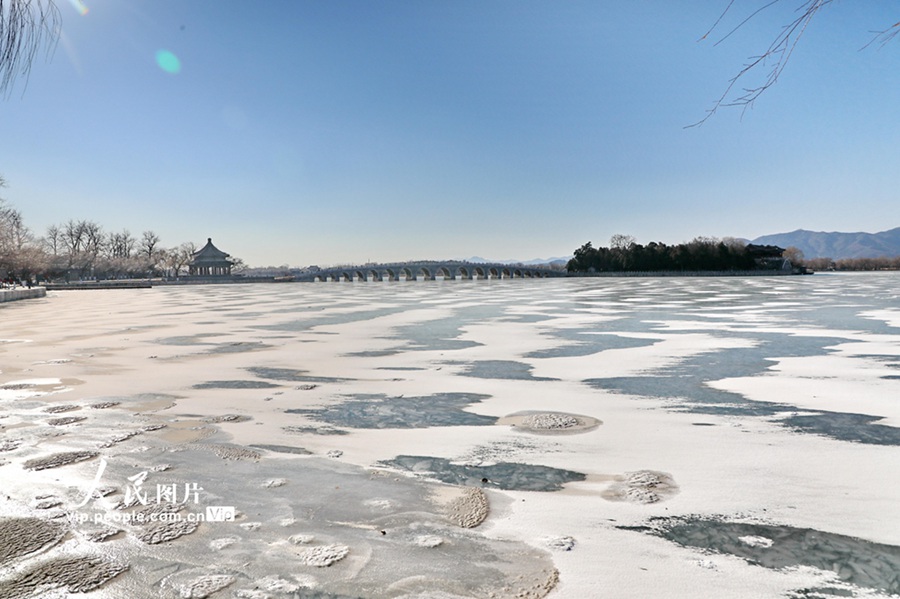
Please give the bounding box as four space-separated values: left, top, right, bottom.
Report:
191 238 232 264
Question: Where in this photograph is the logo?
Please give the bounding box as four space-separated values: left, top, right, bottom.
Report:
72 459 235 524
205 506 236 522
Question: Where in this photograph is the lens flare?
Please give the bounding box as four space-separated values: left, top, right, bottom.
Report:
155 50 181 74
68 0 89 15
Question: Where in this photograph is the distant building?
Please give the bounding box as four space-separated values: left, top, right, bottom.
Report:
746 244 791 270
189 238 233 277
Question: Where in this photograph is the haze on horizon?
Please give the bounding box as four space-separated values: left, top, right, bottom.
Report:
2 2 898 267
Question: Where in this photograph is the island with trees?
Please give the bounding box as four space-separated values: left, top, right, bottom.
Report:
566 235 803 275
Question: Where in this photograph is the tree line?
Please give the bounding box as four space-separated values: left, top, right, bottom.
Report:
566 235 787 273
794 255 900 272
1 178 238 282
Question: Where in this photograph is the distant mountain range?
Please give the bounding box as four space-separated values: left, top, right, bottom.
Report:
464 256 570 266
751 228 900 259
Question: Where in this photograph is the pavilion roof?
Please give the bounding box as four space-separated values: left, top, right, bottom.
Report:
191 238 232 264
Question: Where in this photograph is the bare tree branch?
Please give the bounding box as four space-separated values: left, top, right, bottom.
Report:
0 0 61 96
691 0 833 127
862 20 900 50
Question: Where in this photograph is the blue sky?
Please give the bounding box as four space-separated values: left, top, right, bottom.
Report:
1 1 898 266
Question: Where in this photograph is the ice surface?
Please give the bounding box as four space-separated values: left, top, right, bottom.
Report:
2 273 899 598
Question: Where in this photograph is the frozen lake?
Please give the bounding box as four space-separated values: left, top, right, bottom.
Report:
1 273 898 598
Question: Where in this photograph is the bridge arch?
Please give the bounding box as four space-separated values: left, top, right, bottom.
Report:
431 266 450 280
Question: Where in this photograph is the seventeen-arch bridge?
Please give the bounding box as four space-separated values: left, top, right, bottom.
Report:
294 261 565 282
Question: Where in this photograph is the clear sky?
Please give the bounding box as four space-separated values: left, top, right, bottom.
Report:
1 1 898 267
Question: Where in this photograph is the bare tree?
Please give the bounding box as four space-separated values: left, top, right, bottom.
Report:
139 230 160 260
58 219 104 278
782 246 804 265
43 223 60 254
721 236 747 250
105 229 135 259
0 198 27 271
694 1 900 125
609 234 636 250
41 224 68 279
1 178 29 274
165 241 196 278
0 178 51 280
82 221 104 256
61 219 85 256
0 0 61 95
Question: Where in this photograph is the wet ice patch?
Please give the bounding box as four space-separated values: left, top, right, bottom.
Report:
526 330 656 359
387 315 486 352
247 366 352 384
622 517 900 596
153 334 228 346
192 380 281 389
449 360 558 381
779 411 900 446
286 393 497 429
859 309 900 330
585 332 900 445
250 443 312 455
380 455 585 491
282 425 349 436
204 341 271 355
